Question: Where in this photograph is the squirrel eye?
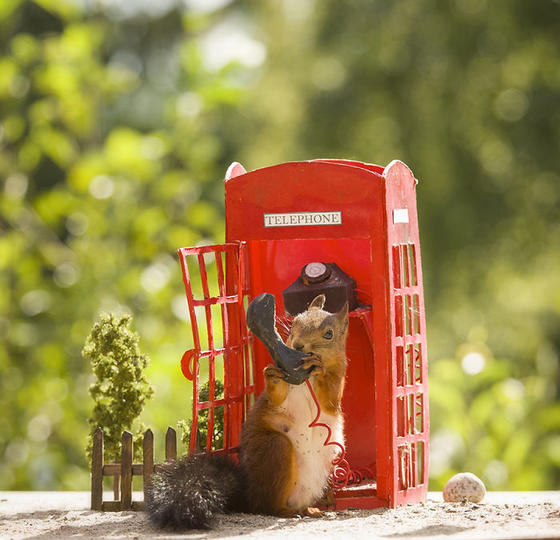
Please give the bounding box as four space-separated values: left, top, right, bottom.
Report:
323 329 333 340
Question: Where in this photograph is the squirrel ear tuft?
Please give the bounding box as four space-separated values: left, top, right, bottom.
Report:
336 302 349 324
308 294 326 311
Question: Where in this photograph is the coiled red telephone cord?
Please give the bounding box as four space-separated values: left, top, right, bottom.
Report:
304 379 374 488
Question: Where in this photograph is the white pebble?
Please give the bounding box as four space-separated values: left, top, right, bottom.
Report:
443 472 486 503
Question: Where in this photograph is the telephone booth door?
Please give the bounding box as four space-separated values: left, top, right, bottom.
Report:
177 242 256 456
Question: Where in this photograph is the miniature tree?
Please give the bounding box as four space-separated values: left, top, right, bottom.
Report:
84 313 153 462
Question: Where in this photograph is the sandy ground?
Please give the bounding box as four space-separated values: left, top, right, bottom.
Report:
0 491 559 540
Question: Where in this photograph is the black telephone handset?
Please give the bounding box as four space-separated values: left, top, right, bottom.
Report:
246 293 313 385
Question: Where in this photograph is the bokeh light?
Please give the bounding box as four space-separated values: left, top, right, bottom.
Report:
1 0 559 493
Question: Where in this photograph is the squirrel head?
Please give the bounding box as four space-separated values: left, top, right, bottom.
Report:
287 294 349 358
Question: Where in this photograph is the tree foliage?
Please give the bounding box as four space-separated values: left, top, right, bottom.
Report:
84 313 153 462
1 0 559 491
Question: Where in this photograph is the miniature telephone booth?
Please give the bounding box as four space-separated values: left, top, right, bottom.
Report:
177 159 429 509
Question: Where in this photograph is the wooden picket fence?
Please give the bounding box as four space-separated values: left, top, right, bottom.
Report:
91 426 178 511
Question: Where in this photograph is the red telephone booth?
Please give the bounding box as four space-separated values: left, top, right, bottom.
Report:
177 159 429 509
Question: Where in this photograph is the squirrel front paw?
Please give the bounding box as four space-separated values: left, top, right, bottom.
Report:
298 353 325 376
264 364 287 382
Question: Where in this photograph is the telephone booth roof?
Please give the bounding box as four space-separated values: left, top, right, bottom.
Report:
225 159 418 243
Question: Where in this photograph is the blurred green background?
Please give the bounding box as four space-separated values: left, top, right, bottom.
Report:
1 0 559 492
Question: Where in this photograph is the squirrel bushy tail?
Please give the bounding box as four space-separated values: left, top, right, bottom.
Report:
145 454 245 529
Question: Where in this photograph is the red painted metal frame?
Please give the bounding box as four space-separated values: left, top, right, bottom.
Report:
177 242 255 455
177 159 429 509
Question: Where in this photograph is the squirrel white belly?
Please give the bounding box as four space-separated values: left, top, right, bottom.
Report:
279 382 344 510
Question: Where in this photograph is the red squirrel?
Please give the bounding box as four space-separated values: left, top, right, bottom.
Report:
146 294 348 529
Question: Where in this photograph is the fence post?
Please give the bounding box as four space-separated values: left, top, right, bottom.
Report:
143 429 154 501
121 431 133 510
91 427 103 511
165 427 177 461
113 475 119 501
